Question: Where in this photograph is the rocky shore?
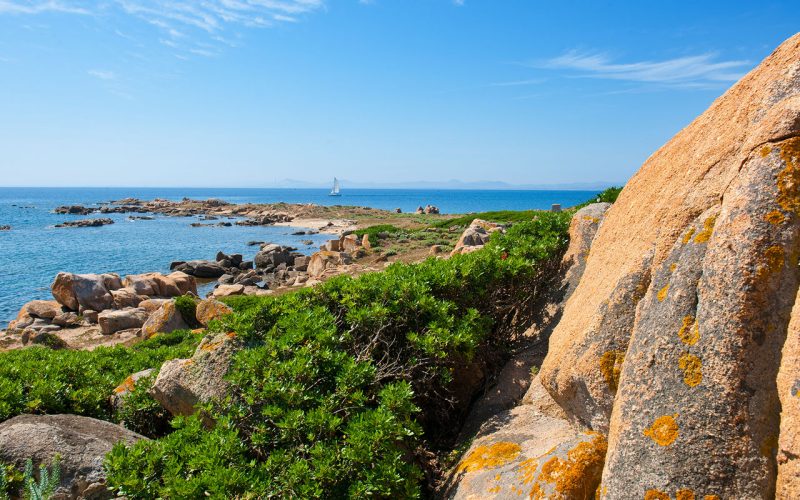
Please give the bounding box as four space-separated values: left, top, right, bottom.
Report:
52 197 417 234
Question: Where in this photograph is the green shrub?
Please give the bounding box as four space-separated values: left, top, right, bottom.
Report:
116 374 173 438
174 295 200 329
0 331 200 423
432 210 543 228
353 224 402 245
575 186 623 209
105 211 572 499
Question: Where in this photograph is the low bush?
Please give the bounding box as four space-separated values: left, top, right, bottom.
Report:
0 331 200 423
174 295 201 329
576 186 623 208
353 224 402 245
105 211 572 498
432 209 543 228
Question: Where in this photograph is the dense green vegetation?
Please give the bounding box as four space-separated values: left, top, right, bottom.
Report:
0 331 199 425
104 211 573 498
577 186 623 207
353 223 403 245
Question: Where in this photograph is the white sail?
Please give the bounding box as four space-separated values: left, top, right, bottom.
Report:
330 177 341 196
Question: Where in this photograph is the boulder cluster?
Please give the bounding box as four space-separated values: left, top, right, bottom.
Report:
416 204 440 214
447 33 800 499
6 271 198 344
450 219 505 256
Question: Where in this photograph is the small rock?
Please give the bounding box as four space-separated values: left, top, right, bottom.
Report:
213 284 245 298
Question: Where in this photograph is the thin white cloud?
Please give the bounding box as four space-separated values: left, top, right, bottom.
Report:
0 0 91 15
87 69 116 80
0 1 325 33
538 50 750 86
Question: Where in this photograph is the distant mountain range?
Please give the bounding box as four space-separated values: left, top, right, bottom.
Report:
271 178 623 191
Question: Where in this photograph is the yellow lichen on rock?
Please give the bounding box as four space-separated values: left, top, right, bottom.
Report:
518 457 539 485
692 216 717 244
703 495 721 500
761 145 773 157
113 375 136 394
657 285 670 302
457 441 522 473
777 137 800 214
765 210 786 225
643 415 679 446
681 227 696 244
678 353 702 387
676 489 695 500
644 489 670 500
599 351 625 391
528 433 608 500
669 263 677 273
677 316 699 346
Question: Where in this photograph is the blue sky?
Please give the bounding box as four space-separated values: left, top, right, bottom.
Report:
0 1 798 188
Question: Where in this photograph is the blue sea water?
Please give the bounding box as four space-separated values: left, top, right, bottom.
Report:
0 187 596 326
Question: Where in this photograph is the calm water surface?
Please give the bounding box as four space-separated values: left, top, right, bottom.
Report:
0 187 596 326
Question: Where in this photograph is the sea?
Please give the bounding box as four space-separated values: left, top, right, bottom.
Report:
0 187 597 326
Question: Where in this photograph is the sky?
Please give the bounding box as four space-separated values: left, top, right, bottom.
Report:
0 1 798 188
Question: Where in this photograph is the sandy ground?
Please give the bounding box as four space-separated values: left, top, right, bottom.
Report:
274 218 357 235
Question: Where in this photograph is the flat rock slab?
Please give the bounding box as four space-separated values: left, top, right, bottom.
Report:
0 414 146 499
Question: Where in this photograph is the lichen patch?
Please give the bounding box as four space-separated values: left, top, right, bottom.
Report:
777 137 800 214
657 284 670 302
678 353 702 387
678 316 700 346
528 433 607 500
643 414 679 446
693 215 717 244
765 210 786 225
644 490 670 500
457 441 522 473
599 350 625 391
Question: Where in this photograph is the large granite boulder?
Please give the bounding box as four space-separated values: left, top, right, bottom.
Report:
254 245 293 269
559 203 611 301
150 332 237 417
195 299 233 326
173 260 226 278
97 307 148 335
51 273 122 312
141 300 189 338
307 251 352 277
445 33 800 499
22 300 64 320
445 376 602 499
451 219 504 256
778 290 800 496
530 34 800 498
123 271 196 297
0 414 145 499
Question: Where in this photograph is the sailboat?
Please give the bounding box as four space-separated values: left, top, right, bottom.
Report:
329 177 342 197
